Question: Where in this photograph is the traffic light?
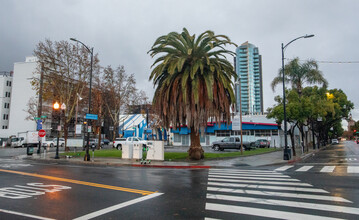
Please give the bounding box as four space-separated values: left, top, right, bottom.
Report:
354 130 357 133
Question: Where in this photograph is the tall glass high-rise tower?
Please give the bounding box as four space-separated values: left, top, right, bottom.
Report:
234 42 263 114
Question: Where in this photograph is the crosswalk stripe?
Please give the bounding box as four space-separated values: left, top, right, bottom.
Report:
207 193 359 215
347 166 359 173
206 187 352 203
205 203 343 220
210 170 283 175
211 169 276 173
296 166 313 172
208 182 328 193
208 174 300 182
209 172 291 178
275 165 294 171
208 178 312 186
320 166 336 172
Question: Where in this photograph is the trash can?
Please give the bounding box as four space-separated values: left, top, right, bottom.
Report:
26 145 34 155
283 148 291 160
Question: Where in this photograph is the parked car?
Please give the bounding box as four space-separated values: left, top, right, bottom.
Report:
113 138 127 150
53 138 65 147
253 139 270 148
331 139 339 144
212 137 253 151
10 137 24 148
102 139 110 145
126 137 148 147
42 139 55 148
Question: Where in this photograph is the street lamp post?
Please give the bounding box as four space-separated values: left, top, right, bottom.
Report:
282 34 314 160
70 38 93 161
53 102 66 159
234 79 243 155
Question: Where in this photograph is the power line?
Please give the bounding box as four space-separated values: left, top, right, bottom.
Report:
285 58 359 64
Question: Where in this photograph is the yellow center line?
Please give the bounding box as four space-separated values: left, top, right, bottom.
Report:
0 168 155 195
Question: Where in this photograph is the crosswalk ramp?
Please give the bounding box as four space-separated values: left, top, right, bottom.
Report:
274 165 359 173
205 168 359 219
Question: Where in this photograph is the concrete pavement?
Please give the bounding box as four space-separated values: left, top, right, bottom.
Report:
22 145 328 169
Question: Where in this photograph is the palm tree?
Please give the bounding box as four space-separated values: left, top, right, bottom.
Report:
148 28 237 160
271 58 328 93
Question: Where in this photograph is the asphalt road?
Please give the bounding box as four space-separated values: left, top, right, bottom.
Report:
0 141 359 219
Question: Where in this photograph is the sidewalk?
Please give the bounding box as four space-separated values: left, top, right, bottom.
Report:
23 146 326 169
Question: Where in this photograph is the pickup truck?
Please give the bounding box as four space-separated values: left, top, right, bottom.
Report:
113 137 148 150
212 137 253 151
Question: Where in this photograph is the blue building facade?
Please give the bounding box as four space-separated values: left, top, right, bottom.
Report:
235 42 263 114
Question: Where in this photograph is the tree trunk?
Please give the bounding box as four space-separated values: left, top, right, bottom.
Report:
64 121 69 152
188 129 204 160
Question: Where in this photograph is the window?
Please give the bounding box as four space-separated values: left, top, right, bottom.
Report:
255 130 271 137
200 135 205 143
174 134 181 143
3 114 5 120
272 130 278 136
8 92 10 97
231 130 250 136
6 114 8 120
222 137 230 142
9 81 11 86
216 130 230 137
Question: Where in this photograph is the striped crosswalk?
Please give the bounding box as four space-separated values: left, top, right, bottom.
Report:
274 165 359 173
205 168 359 219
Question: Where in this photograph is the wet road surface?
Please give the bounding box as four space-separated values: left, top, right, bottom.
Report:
1 141 359 219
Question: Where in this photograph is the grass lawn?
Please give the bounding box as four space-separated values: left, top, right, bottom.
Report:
62 147 279 161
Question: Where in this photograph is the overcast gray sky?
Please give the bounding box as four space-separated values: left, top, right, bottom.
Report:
1 0 358 127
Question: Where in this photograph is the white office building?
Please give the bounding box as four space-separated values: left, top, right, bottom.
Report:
0 72 13 130
0 57 38 138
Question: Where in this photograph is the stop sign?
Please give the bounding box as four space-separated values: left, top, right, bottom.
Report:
38 129 46 137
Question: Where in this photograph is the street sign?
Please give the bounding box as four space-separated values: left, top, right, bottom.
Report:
281 120 291 131
38 129 46 137
85 114 98 120
34 117 41 120
36 120 42 130
109 126 114 131
75 124 82 134
232 115 241 131
41 115 47 119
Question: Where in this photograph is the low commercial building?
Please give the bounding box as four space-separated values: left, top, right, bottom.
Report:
171 115 281 147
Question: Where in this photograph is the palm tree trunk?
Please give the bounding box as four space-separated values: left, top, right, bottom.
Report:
188 128 204 160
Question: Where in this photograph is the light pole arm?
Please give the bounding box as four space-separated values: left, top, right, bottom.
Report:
70 38 93 55
283 34 315 51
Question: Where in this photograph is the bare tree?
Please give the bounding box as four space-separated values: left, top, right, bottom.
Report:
102 65 138 140
32 39 100 148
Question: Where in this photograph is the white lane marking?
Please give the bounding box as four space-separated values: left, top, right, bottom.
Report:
210 169 276 173
320 166 336 172
209 172 291 178
347 166 359 173
275 165 294 171
204 218 222 220
208 178 312 186
206 187 351 203
208 174 300 182
296 166 313 172
208 182 328 193
205 203 343 220
73 192 163 220
207 193 359 215
0 208 54 220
